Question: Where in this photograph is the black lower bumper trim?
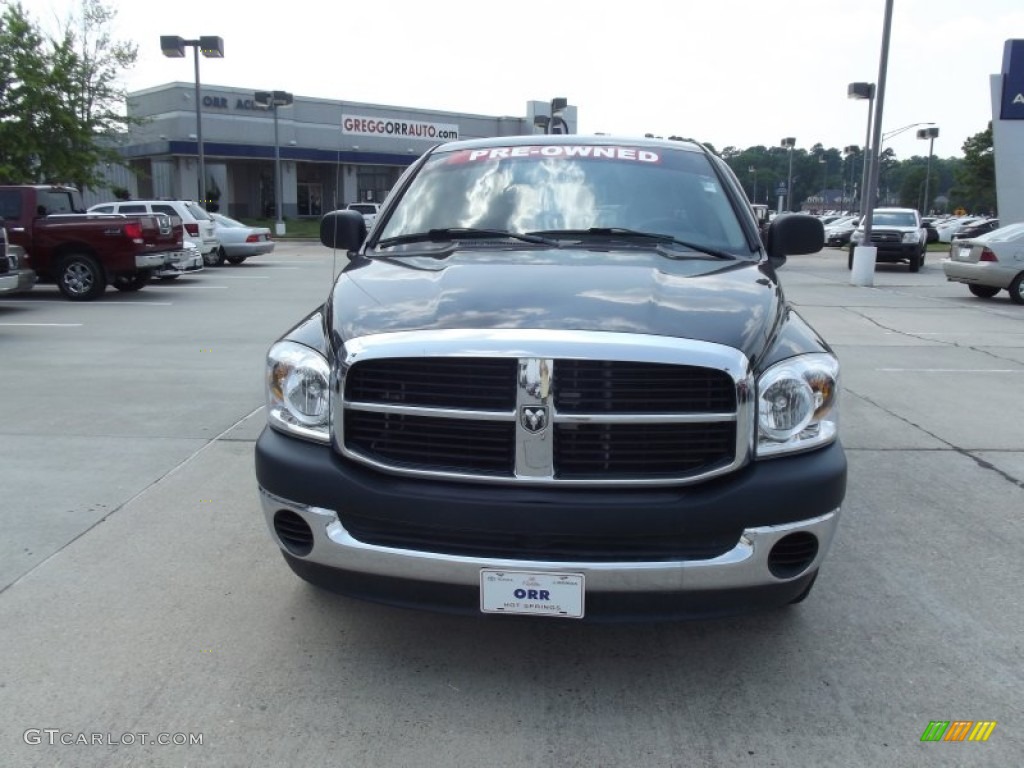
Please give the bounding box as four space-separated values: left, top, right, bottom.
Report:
282 552 819 623
255 428 847 542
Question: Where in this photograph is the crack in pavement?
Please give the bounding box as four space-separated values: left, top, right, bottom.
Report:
845 388 1024 491
0 405 265 597
843 306 1024 368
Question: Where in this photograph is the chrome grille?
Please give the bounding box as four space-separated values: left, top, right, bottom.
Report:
344 410 515 475
868 231 901 244
346 357 516 410
554 360 735 413
554 422 736 479
336 330 753 486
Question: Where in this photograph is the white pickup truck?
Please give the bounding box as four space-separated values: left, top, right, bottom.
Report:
345 202 381 229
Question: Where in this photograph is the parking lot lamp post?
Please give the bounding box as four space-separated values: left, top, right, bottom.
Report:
818 156 827 214
847 82 875 218
255 90 294 235
160 36 224 208
749 166 757 203
534 97 570 134
844 145 859 213
916 126 939 215
881 122 935 147
853 0 895 288
781 137 796 211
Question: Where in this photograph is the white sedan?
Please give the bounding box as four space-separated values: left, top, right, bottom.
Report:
935 216 981 244
943 221 1024 304
209 214 275 265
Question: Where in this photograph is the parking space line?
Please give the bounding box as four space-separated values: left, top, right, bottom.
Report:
877 368 1022 373
258 261 323 265
0 300 173 306
0 322 82 327
201 275 269 279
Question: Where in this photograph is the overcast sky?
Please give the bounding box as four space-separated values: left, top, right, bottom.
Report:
23 0 1024 160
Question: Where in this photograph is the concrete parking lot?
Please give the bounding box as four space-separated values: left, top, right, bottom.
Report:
1 244 1021 767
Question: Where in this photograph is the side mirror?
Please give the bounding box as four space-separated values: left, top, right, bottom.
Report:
764 213 824 268
320 210 367 253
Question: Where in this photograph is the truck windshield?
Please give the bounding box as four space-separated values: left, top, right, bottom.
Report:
873 212 917 227
377 144 751 255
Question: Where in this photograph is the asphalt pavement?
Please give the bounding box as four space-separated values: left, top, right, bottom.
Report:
1 244 1021 767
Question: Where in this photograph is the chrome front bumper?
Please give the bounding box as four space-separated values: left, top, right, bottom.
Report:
259 487 841 593
135 252 175 269
154 251 204 277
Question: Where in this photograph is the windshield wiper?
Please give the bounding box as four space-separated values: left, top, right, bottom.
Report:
527 228 737 260
377 228 559 249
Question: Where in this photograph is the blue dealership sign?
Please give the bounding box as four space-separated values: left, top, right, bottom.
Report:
1001 39 1024 120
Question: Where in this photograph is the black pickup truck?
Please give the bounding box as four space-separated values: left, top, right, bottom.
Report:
255 135 845 621
0 185 187 300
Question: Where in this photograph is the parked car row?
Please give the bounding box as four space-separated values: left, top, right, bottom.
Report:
87 201 276 267
824 215 860 247
0 186 276 301
928 215 999 244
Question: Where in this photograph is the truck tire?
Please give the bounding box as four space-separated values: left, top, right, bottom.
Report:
113 270 152 292
58 253 106 301
204 247 225 267
908 250 921 273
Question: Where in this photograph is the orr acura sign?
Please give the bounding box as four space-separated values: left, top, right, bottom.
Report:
342 115 459 141
1001 39 1024 119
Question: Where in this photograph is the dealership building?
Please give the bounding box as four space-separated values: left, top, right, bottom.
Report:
96 82 578 219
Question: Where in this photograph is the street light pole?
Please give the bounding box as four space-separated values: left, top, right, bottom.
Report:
916 126 939 215
847 82 875 218
844 145 859 214
781 137 796 212
534 97 570 134
852 0 895 287
255 90 294 235
749 166 757 203
881 122 935 147
818 155 827 215
160 36 224 207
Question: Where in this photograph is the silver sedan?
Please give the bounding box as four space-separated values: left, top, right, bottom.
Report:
209 214 275 265
943 221 1024 304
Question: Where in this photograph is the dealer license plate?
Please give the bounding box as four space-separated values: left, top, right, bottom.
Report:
479 569 585 619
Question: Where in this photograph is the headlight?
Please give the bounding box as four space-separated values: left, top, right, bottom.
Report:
266 341 331 443
902 231 921 243
757 353 839 458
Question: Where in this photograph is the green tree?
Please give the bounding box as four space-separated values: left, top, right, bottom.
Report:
0 0 138 188
0 2 75 183
950 123 995 214
898 165 927 210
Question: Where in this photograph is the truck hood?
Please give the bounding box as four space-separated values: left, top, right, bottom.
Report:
328 248 783 360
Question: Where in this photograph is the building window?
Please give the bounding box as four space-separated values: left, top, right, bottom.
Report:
297 183 322 217
355 166 399 205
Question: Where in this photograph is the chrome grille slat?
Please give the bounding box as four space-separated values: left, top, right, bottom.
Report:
334 330 753 487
